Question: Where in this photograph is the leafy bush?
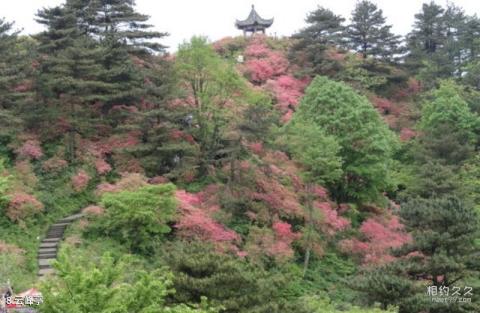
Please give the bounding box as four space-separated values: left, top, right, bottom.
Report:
40 251 219 313
87 184 177 254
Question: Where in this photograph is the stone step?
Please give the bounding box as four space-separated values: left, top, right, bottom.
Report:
38 251 57 256
58 214 83 223
46 231 65 236
47 228 67 233
39 264 53 270
39 258 55 265
42 238 61 243
38 247 57 254
45 230 65 235
40 242 58 249
47 229 66 234
38 268 55 277
37 213 83 278
51 222 71 227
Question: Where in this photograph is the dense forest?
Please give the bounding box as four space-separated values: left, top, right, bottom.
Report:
0 1 479 312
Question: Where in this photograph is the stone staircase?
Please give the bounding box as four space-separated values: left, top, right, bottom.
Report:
37 213 83 278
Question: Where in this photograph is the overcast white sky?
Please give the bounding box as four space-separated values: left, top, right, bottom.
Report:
1 0 479 51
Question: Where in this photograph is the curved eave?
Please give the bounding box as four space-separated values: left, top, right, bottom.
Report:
235 18 274 29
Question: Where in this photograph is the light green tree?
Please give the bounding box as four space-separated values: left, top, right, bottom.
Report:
292 76 397 204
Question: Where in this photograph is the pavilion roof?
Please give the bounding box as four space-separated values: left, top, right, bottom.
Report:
235 5 273 29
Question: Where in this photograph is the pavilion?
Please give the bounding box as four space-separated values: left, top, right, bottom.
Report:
235 5 274 36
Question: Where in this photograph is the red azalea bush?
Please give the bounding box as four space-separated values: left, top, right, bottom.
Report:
95 173 148 195
72 170 91 192
82 205 105 216
95 158 112 175
175 190 240 252
265 75 306 122
16 140 43 160
399 128 417 141
340 215 411 266
245 222 300 263
315 201 350 236
6 192 44 222
243 39 289 84
370 95 399 116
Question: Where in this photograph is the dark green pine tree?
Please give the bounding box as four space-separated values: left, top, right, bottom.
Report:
35 4 112 162
440 3 466 77
461 15 480 62
460 15 480 89
86 0 169 112
0 19 20 109
408 2 445 55
406 1 448 83
290 7 345 75
0 19 34 133
396 197 480 313
346 0 402 61
127 56 197 178
162 241 300 313
0 19 20 135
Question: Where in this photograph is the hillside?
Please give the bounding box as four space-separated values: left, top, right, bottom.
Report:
0 1 479 313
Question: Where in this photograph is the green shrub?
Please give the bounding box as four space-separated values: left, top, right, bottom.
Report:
87 184 177 255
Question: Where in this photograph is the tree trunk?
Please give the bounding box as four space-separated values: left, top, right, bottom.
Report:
302 248 311 278
302 184 314 278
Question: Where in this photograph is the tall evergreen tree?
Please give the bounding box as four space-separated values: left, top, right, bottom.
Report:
35 4 111 162
408 2 445 55
84 0 169 111
346 0 402 60
0 19 20 109
406 2 470 84
0 19 33 134
290 7 345 75
396 197 480 313
163 241 297 313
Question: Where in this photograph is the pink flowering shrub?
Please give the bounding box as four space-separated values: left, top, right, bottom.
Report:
14 160 38 189
247 141 264 155
272 221 300 242
265 75 306 122
251 174 303 218
72 170 91 192
213 36 247 56
42 157 68 173
400 128 416 141
175 190 240 252
82 131 141 158
16 140 43 160
245 222 300 263
340 215 411 266
370 96 399 116
82 205 105 216
95 159 112 175
7 192 44 222
95 173 148 195
0 240 24 254
243 39 289 83
315 201 350 236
